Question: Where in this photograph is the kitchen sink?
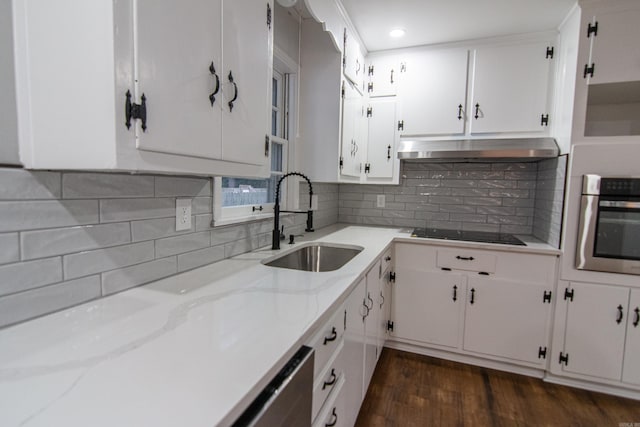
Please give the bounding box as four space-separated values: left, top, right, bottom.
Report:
262 242 364 272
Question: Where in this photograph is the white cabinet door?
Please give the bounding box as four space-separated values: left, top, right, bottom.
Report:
463 276 552 365
623 289 640 386
392 244 464 348
377 256 392 358
343 28 364 88
470 41 552 134
135 0 223 160
398 49 468 136
340 79 364 178
365 97 398 180
221 0 272 166
367 55 400 97
364 261 381 392
561 282 629 381
586 9 640 85
343 277 366 427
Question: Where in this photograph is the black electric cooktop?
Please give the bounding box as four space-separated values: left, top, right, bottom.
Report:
411 228 526 246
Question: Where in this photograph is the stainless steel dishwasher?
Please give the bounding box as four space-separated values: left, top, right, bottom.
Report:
231 346 314 427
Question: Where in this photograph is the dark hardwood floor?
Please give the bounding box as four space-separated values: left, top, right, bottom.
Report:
355 348 640 427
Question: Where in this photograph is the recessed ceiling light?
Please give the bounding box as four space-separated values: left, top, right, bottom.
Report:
389 29 406 38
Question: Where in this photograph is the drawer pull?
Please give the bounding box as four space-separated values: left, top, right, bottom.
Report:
322 369 337 390
380 291 385 309
452 285 458 302
385 256 391 261
456 256 475 261
470 288 476 305
633 308 639 327
323 327 337 345
325 408 338 427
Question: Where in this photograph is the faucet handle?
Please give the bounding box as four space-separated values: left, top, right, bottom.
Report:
289 234 295 245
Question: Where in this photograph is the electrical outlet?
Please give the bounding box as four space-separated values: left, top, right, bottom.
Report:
377 194 385 208
175 198 192 231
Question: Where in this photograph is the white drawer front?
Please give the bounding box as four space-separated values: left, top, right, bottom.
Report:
307 307 345 379
437 249 497 273
312 375 346 427
312 341 344 421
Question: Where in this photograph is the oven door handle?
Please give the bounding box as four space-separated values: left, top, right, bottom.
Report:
599 200 640 209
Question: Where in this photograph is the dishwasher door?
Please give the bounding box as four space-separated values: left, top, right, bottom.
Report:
231 346 314 427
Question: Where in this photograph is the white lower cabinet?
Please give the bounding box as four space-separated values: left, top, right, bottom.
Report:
391 243 557 368
552 282 640 388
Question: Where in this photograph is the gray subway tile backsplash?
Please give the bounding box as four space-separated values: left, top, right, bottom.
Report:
0 233 19 265
62 173 155 199
155 176 211 197
0 169 61 199
155 231 211 258
0 257 63 297
63 241 155 280
101 257 178 295
0 200 99 232
100 198 176 222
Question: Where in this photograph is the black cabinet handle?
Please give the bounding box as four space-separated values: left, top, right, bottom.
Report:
387 144 392 160
385 256 391 261
228 71 238 112
456 256 475 261
323 327 337 345
362 299 369 320
322 369 337 390
457 104 463 120
380 291 385 309
209 62 220 106
633 307 639 327
470 288 475 305
453 285 458 302
390 69 394 84
474 103 480 119
326 408 338 427
366 292 374 310
617 305 624 324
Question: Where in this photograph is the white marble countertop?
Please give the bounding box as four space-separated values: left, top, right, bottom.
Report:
0 225 560 427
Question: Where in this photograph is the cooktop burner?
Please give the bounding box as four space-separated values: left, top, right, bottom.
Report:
411 228 526 246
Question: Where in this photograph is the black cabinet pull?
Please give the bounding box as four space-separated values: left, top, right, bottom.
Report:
387 144 391 160
390 69 394 84
452 285 458 302
326 408 338 427
470 288 475 305
385 256 391 261
380 291 385 309
228 71 238 112
474 103 480 119
456 256 475 261
323 327 337 345
362 299 369 320
633 308 640 327
322 369 337 390
209 62 220 106
457 104 463 120
366 292 374 310
617 305 624 324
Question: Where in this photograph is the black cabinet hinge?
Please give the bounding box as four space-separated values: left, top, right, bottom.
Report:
538 346 547 359
367 82 374 93
366 107 373 117
584 63 595 79
397 120 404 131
559 352 569 366
587 21 598 38
387 320 394 332
264 135 269 157
341 81 345 98
266 3 272 29
541 114 549 126
546 46 554 59
364 163 371 173
339 157 344 170
125 90 147 132
564 288 574 302
543 290 552 304
368 65 374 76
389 271 396 283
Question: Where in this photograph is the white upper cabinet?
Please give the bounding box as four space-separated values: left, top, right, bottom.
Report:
583 8 640 85
343 27 365 88
366 54 401 97
398 49 469 136
8 0 273 176
470 41 554 134
364 97 399 181
340 79 365 178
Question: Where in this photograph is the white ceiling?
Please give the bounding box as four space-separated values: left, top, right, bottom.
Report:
339 0 577 52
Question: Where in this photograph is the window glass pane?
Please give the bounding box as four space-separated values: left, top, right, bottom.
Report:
272 77 278 107
271 110 278 137
271 142 283 172
222 178 269 207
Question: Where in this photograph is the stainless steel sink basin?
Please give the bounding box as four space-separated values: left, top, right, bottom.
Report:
263 242 364 272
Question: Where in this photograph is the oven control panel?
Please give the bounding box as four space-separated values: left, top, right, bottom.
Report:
600 178 640 196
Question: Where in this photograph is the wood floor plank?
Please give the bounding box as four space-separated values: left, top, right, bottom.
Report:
355 349 640 427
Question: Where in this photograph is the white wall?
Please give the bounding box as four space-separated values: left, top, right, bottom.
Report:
0 0 20 165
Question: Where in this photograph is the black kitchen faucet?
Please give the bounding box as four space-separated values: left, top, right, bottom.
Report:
272 172 314 250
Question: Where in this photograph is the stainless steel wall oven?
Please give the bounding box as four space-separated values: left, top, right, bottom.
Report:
576 175 640 275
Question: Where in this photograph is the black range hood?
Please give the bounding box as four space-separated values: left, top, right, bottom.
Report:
397 138 560 161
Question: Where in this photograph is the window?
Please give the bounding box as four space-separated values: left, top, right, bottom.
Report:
214 65 294 225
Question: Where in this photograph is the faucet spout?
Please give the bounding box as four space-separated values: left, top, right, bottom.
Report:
272 172 314 250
